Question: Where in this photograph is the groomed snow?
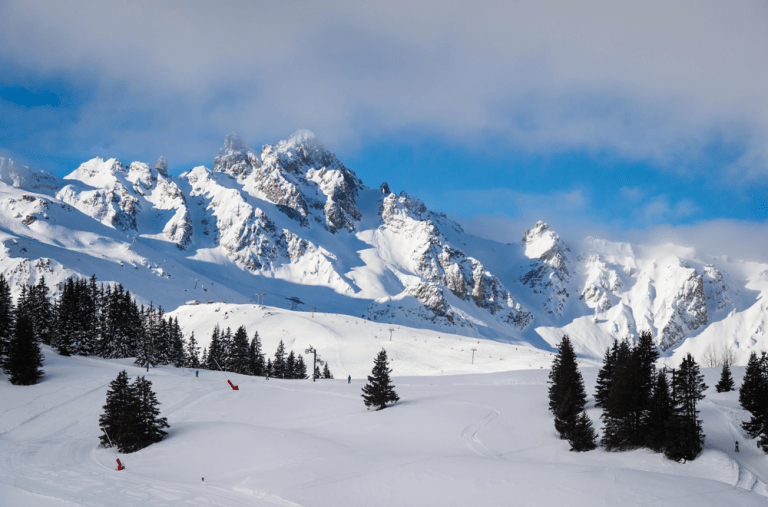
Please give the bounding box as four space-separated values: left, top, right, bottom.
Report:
2 347 767 506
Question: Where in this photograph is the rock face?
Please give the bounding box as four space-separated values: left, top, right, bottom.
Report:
367 192 532 331
519 221 571 316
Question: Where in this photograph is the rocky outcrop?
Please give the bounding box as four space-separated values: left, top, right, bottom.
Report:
519 221 571 316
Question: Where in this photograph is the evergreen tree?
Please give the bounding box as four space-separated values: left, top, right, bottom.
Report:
153 310 170 365
295 355 308 379
220 327 234 370
739 351 768 438
548 335 587 440
645 369 673 452
54 278 76 356
200 347 208 368
322 362 333 379
130 376 169 451
266 358 273 376
715 363 735 393
3 312 44 385
134 304 159 371
568 411 598 452
634 331 660 438
30 276 54 346
664 354 707 462
0 274 15 367
601 339 638 450
185 332 200 369
361 349 399 410
248 331 265 376
230 326 250 375
169 317 186 368
273 340 287 378
205 325 224 371
594 342 617 408
285 350 297 379
314 365 321 380
99 370 134 452
757 407 768 454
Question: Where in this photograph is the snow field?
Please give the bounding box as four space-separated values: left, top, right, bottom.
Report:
2 348 767 506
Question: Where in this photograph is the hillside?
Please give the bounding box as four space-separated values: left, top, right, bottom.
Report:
1 349 766 506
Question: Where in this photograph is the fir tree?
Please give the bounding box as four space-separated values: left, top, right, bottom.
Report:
645 369 673 452
665 354 707 462
205 325 223 371
739 351 768 438
0 273 14 367
200 347 208 368
185 332 200 368
601 339 637 450
361 349 399 410
273 340 287 378
757 407 768 454
295 355 308 379
30 276 54 346
594 342 617 408
266 358 273 376
248 332 265 376
3 312 44 385
548 335 587 440
634 330 660 439
230 326 250 375
285 350 297 379
314 365 321 380
99 370 134 452
130 376 169 451
568 411 597 452
220 327 234 370
715 363 735 393
322 362 333 379
169 317 186 368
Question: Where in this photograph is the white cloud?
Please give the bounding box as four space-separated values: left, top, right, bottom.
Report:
1 0 768 174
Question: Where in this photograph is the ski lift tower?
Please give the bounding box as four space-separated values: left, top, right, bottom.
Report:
389 328 395 341
305 345 324 382
286 296 304 311
310 306 317 318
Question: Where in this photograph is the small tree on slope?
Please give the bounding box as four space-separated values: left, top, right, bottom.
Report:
568 411 597 452
548 335 587 441
664 354 707 462
362 349 399 410
715 363 735 393
99 370 134 452
739 352 768 438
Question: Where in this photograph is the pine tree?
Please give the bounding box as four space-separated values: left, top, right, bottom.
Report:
314 365 321 380
230 326 250 375
169 318 186 368
266 358 273 376
99 370 134 452
568 411 598 452
200 347 208 368
248 331 265 376
594 342 617 408
185 332 200 368
220 327 234 370
601 339 637 450
0 273 14 367
3 312 45 385
322 362 333 379
273 340 287 378
361 349 399 410
130 376 169 451
665 354 707 462
548 335 587 440
205 325 223 371
739 351 767 438
645 369 673 452
757 407 768 454
285 350 297 379
30 276 54 346
295 355 308 379
634 330 659 440
715 363 735 393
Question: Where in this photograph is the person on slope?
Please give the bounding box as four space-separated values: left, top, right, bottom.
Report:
348 375 351 384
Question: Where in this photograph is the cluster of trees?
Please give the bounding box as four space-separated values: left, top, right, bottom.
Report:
99 370 169 453
547 336 597 452
596 332 708 462
0 274 45 385
739 352 768 451
199 325 334 380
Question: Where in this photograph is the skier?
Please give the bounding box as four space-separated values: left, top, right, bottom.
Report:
348 375 351 384
265 373 269 381
195 370 199 378
735 441 739 452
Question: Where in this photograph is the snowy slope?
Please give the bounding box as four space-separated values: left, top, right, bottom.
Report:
1 132 768 364
2 349 767 506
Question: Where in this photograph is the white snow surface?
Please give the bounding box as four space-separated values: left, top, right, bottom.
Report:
2 349 767 506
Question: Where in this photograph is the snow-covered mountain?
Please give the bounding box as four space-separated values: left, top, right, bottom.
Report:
1 132 767 363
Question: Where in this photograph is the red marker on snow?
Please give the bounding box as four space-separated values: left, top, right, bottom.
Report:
116 459 125 471
227 379 239 391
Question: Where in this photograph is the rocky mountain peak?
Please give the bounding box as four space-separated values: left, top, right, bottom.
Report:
519 221 572 316
213 133 261 180
155 156 168 178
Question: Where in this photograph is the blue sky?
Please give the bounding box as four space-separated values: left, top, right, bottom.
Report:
1 0 767 257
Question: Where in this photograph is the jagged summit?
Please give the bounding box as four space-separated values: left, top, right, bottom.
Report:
213 133 261 180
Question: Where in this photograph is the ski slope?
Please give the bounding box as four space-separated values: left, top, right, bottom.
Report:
2 348 768 506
